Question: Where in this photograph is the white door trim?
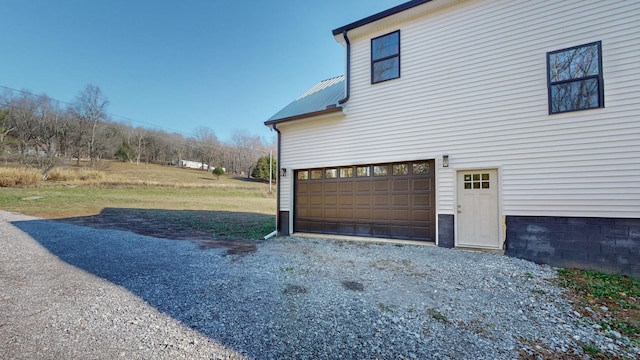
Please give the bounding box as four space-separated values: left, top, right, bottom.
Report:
455 168 502 249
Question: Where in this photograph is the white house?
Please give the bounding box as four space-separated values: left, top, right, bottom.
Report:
179 160 209 170
265 0 640 276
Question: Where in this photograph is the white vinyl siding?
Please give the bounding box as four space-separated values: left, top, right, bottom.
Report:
278 0 640 219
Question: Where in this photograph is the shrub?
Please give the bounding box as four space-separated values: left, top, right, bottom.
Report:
251 155 276 182
213 166 225 178
47 168 77 181
115 142 136 162
46 168 106 182
77 168 105 181
0 167 41 187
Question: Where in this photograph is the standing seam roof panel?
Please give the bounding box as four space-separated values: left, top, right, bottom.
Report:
267 76 345 122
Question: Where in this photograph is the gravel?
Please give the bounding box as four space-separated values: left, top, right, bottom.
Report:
1 210 638 359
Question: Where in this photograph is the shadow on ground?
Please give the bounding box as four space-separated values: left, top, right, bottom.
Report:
11 214 283 357
55 207 276 254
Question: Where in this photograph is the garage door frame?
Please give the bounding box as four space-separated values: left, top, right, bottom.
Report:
294 160 435 241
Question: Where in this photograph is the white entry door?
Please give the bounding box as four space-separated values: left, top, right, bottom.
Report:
457 169 499 248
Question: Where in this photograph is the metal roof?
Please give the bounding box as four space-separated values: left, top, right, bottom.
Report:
265 75 345 125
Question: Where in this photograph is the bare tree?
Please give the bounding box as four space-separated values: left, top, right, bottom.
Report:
73 85 109 167
32 95 68 178
230 129 261 176
167 132 187 165
55 107 76 159
131 127 146 165
3 92 68 178
192 126 219 170
5 93 39 156
0 108 12 157
0 85 280 174
0 91 15 157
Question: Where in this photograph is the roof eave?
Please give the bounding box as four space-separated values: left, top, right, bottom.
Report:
264 106 344 128
331 0 433 35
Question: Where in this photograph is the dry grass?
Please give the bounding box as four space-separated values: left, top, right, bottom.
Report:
1 160 265 190
0 167 41 187
0 160 275 221
47 168 106 182
54 161 264 189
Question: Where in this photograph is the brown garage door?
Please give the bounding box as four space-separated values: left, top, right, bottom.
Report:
295 160 435 241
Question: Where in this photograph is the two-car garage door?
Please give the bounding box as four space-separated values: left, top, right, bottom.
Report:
294 160 435 242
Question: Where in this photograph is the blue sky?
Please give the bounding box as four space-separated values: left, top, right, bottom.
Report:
1 0 405 143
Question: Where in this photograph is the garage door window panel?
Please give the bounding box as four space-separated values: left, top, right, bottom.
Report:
413 162 429 174
340 168 354 178
357 166 370 177
393 164 409 175
374 165 389 176
325 169 338 179
311 170 323 180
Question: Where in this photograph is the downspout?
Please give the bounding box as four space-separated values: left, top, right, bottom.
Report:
264 123 281 239
338 30 351 105
272 123 283 236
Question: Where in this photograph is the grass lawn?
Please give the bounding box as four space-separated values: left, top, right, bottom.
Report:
556 269 639 343
0 161 276 240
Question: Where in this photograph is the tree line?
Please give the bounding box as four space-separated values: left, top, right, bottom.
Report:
0 85 275 179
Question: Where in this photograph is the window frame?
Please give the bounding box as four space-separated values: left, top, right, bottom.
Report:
371 30 401 84
546 41 604 114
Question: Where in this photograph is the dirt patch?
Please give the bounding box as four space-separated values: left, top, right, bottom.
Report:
342 281 365 292
197 240 257 254
283 284 309 296
56 208 270 254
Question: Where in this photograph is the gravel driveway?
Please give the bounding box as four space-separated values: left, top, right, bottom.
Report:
1 210 637 359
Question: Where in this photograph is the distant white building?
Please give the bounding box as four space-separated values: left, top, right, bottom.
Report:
179 160 208 170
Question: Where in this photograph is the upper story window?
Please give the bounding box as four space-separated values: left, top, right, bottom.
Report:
371 30 400 84
547 41 603 114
